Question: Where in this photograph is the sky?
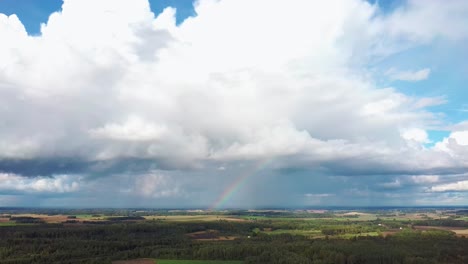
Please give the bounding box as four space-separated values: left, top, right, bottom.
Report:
0 0 468 208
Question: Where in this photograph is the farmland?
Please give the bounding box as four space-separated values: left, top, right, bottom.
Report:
113 260 243 264
1 207 468 263
157 261 243 264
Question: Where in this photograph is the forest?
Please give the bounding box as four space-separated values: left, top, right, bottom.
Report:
1 208 468 263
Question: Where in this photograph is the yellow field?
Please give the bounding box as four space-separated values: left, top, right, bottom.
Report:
453 229 468 236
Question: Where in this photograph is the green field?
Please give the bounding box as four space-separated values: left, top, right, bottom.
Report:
457 217 468 221
239 214 378 222
75 214 106 219
265 229 322 236
337 231 381 239
0 222 17 227
157 261 243 264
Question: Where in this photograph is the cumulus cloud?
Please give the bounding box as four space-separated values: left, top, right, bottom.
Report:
434 131 468 159
1 0 468 206
0 173 80 193
401 128 429 144
431 180 468 192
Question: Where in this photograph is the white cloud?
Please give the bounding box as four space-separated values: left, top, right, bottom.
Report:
401 128 430 143
131 172 181 198
431 180 468 192
384 1 468 42
411 175 439 184
412 97 447 109
449 131 468 146
0 0 468 205
434 131 468 160
0 139 40 159
450 121 468 131
89 116 168 141
386 68 431 81
0 173 80 193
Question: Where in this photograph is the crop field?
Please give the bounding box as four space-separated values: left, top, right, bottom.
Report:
413 225 468 237
454 229 468 236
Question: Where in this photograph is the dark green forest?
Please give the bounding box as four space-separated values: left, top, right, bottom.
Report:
1 219 468 264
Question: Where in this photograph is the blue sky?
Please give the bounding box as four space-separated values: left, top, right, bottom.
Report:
0 0 468 208
0 0 196 34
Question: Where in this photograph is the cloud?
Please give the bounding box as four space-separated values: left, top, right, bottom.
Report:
379 179 401 189
450 121 468 131
434 131 468 157
412 97 447 109
305 193 335 198
1 0 468 206
411 175 439 184
431 180 468 192
386 68 431 81
449 131 468 145
400 128 430 143
89 116 168 142
383 0 468 42
0 173 80 193
130 172 182 198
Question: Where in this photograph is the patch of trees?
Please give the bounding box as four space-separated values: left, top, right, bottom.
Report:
414 219 468 227
63 220 79 224
455 210 468 215
9 216 45 224
321 225 378 236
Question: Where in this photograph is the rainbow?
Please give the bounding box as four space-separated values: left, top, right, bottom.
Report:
210 159 272 210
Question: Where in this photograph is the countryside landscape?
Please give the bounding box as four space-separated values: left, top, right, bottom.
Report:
1 207 468 263
2 0 468 263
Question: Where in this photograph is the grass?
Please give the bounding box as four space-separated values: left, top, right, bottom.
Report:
157 261 243 264
336 232 381 239
0 222 34 227
75 214 105 219
0 222 17 227
456 217 468 221
75 214 94 218
265 229 322 236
